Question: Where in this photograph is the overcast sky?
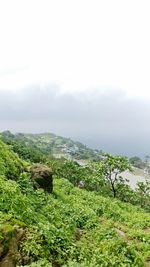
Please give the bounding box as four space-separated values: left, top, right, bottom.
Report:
0 0 150 157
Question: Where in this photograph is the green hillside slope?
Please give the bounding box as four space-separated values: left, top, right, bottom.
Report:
0 131 103 161
0 138 149 266
0 176 149 265
0 139 26 179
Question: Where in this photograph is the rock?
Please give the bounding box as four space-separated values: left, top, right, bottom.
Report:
30 164 53 193
0 224 25 267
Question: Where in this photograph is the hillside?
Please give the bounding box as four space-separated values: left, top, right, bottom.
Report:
0 139 26 179
0 131 103 161
0 173 150 266
1 131 150 192
0 138 149 266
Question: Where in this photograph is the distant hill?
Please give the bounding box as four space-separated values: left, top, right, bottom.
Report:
0 131 103 161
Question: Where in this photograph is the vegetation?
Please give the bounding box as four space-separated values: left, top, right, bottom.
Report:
0 131 50 163
93 154 131 198
51 157 150 212
0 139 26 179
0 134 150 266
0 174 150 266
129 157 146 170
0 131 103 161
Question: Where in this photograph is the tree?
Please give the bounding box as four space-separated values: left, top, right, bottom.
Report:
56 160 84 186
135 180 150 211
96 154 131 198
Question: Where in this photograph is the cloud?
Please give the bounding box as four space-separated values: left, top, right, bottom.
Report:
0 86 150 157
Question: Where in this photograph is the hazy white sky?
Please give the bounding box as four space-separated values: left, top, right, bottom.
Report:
0 0 150 98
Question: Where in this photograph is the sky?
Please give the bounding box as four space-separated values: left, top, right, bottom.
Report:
0 0 150 157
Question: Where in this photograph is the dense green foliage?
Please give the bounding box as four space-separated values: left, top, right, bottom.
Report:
0 175 150 266
0 131 103 161
51 158 150 212
0 139 26 179
0 137 150 266
92 154 131 198
0 131 49 163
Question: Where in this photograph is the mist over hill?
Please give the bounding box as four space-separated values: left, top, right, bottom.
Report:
0 88 150 157
0 85 150 157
